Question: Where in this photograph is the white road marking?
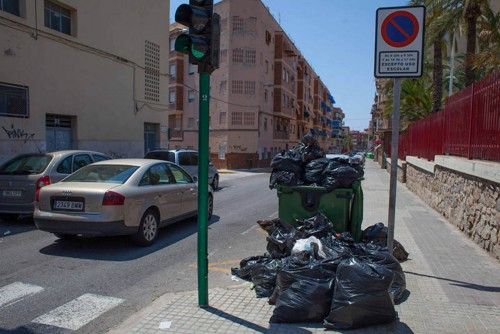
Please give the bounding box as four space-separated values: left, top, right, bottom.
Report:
241 211 278 235
32 293 124 331
0 282 44 308
241 225 256 235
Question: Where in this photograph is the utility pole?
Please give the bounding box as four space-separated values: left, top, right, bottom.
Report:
174 0 220 307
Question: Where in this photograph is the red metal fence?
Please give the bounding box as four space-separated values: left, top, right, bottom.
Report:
396 71 500 162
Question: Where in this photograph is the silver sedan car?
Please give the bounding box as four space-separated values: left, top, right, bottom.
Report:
0 150 110 220
34 159 213 246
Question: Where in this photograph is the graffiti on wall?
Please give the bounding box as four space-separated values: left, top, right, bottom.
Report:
2 124 35 143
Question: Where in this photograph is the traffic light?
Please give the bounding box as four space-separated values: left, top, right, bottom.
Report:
174 0 220 74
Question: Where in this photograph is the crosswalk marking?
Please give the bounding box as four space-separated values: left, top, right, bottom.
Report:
32 293 124 331
0 282 44 308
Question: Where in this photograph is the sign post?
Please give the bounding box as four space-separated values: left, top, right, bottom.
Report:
375 6 425 254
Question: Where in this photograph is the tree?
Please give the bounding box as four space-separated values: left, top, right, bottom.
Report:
464 0 482 85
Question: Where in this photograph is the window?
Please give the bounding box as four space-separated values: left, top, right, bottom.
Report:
188 63 196 75
243 112 255 125
168 164 193 184
0 83 29 118
169 89 176 104
231 112 242 125
188 90 195 102
187 117 195 129
265 30 272 45
56 156 72 174
140 164 173 186
245 49 256 65
0 0 20 16
244 81 255 95
219 112 226 124
264 89 268 102
232 48 243 63
264 118 268 131
169 37 176 51
44 1 72 35
93 154 110 162
169 63 176 78
178 152 196 166
73 154 92 172
245 17 257 32
219 80 227 94
220 49 228 63
265 60 269 73
145 40 160 102
231 80 243 94
232 16 244 33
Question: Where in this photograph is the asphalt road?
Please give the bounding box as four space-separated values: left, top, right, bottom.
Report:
0 172 275 334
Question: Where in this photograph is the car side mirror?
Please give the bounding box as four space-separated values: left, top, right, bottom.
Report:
192 176 198 182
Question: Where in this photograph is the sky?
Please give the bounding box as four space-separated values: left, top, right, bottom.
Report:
170 0 407 131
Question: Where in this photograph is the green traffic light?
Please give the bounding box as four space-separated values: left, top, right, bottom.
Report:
191 45 206 59
174 34 191 54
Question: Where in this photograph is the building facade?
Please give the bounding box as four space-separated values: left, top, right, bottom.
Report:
0 0 170 163
168 0 344 169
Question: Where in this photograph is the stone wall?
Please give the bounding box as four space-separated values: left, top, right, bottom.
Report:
406 163 499 260
385 158 406 183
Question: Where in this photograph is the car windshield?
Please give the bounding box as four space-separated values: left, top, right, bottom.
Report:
63 164 139 184
0 154 53 175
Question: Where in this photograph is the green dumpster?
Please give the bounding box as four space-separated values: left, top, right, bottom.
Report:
277 180 363 241
366 152 374 159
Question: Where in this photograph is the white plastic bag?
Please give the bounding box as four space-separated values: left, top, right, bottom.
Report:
291 236 326 258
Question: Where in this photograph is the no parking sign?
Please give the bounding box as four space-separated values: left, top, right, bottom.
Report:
375 6 425 77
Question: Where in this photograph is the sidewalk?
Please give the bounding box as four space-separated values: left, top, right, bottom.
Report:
109 161 500 334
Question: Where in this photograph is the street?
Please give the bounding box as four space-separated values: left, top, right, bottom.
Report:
0 171 274 334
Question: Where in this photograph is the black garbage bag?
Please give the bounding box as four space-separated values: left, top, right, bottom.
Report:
256 218 294 235
320 235 355 258
360 245 407 304
231 255 270 281
322 165 360 190
297 130 325 163
270 277 334 323
327 154 350 164
266 227 301 259
295 213 335 239
362 223 409 262
304 158 330 184
270 254 341 322
270 149 303 173
250 258 284 298
324 257 397 330
269 170 300 189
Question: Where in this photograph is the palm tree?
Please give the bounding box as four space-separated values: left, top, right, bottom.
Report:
464 0 482 85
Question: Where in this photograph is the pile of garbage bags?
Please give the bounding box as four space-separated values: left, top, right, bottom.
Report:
232 214 409 329
270 131 364 190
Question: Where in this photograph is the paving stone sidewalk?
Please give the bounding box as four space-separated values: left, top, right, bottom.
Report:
109 161 500 334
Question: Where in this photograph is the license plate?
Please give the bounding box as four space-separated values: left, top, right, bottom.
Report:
53 200 84 211
2 190 22 198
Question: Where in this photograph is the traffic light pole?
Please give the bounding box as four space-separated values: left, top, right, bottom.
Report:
197 71 210 307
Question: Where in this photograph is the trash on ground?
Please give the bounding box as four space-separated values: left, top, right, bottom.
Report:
323 257 397 330
362 223 409 262
232 217 409 330
158 321 172 330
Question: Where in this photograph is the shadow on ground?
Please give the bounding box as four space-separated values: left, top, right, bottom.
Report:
38 215 220 262
405 270 500 292
0 216 36 238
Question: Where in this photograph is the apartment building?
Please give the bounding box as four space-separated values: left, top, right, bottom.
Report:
0 0 170 162
168 0 344 169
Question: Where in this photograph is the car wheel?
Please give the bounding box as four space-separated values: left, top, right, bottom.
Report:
211 174 219 190
133 210 159 246
0 214 19 222
208 194 213 221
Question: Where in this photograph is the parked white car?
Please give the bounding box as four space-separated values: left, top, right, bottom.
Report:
34 159 213 246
